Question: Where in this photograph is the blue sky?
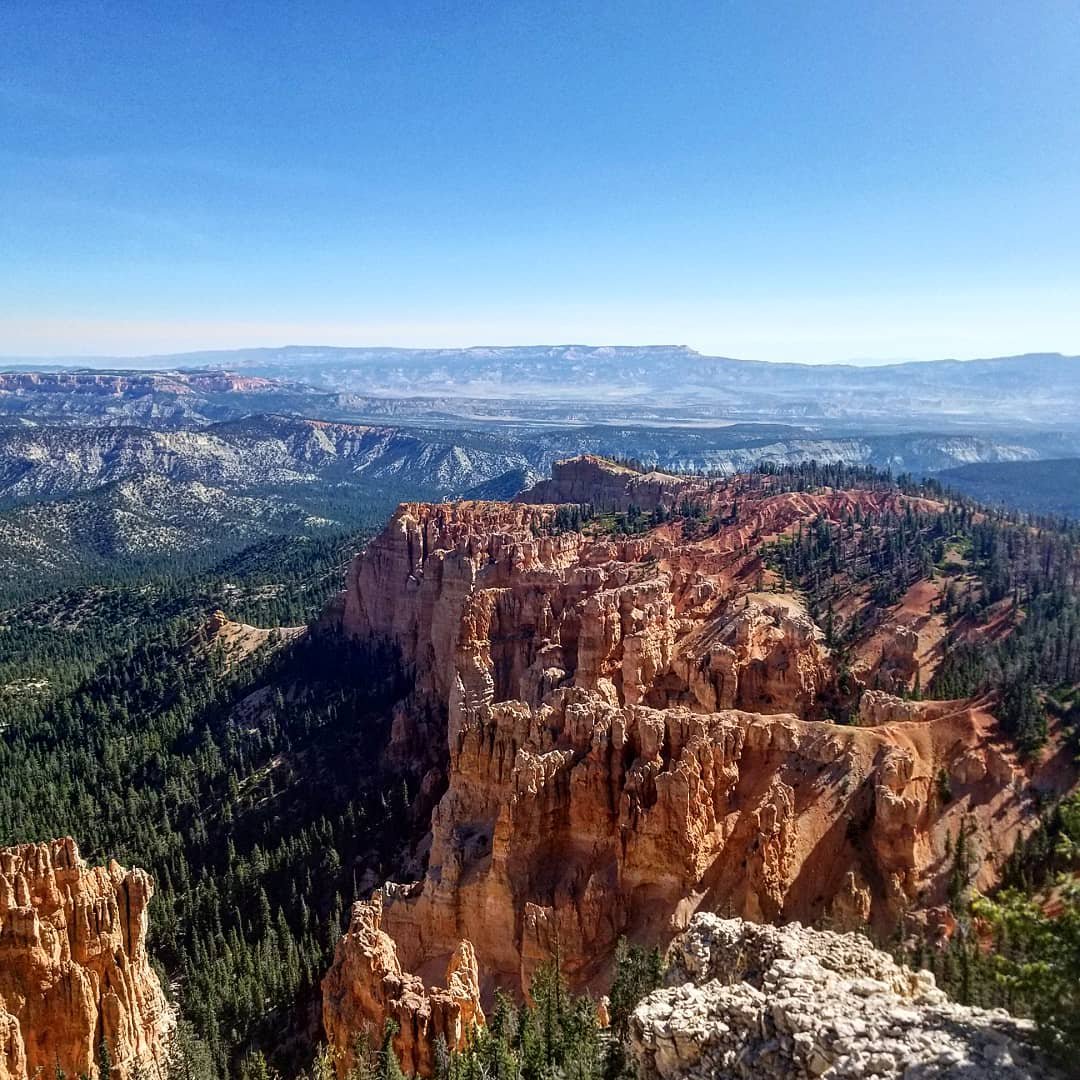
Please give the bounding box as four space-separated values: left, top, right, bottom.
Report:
2 1 1078 362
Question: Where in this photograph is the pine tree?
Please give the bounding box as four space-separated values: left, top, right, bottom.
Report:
98 1038 113 1080
379 1022 407 1080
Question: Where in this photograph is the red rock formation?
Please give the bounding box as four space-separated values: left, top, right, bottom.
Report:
0 1008 26 1080
0 838 173 1080
517 455 689 511
322 894 482 1078
324 459 1060 1071
858 689 922 725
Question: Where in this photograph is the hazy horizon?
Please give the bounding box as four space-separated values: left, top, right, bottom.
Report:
1 342 1076 370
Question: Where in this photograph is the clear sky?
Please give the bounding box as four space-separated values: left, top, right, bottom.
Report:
2 1 1078 362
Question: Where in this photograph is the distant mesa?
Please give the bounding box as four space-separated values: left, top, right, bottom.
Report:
2 346 1078 429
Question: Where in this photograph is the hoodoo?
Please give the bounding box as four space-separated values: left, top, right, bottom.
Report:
0 837 173 1080
322 457 1069 1073
322 893 484 1077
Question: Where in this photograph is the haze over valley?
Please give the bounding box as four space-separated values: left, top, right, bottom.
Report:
0 351 1076 574
8 345 1080 429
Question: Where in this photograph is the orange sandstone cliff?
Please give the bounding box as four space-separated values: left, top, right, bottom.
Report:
322 894 483 1077
322 457 1063 1072
0 837 173 1080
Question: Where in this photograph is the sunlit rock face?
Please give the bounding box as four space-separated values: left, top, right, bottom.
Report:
324 457 1047 1073
630 914 1055 1080
0 837 173 1080
322 894 483 1079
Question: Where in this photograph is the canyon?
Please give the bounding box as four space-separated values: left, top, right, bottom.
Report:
0 454 1072 1078
320 456 1068 1073
0 838 173 1080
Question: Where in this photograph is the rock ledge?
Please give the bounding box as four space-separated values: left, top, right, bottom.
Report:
630 915 1054 1079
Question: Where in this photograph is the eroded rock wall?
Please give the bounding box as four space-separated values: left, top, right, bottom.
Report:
515 455 690 511
0 837 173 1080
322 894 482 1078
324 460 1047 1071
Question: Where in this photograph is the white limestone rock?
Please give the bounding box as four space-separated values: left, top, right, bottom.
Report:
629 915 1056 1079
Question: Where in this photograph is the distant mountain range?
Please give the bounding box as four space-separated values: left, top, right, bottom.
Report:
3 346 1079 431
0 413 1077 506
0 370 334 427
0 351 1075 569
0 414 1076 593
0 417 530 587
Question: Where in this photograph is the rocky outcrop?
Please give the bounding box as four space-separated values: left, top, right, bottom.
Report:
324 459 1046 1070
857 689 921 725
516 455 691 511
338 495 838 720
0 838 173 1080
0 1008 26 1080
384 689 956 986
679 595 828 714
630 914 1054 1079
875 624 921 686
322 895 483 1078
193 609 306 668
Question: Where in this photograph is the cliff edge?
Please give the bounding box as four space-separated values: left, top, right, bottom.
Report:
0 837 173 1080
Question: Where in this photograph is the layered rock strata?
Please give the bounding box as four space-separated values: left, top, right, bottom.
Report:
516 455 689 511
324 459 1049 1069
630 914 1054 1079
0 837 173 1080
322 894 482 1077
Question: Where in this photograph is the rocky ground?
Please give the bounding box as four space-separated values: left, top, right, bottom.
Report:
630 915 1056 1079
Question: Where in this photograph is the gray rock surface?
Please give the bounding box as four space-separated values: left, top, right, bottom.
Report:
629 915 1055 1079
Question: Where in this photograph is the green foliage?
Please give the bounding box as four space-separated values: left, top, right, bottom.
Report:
168 1020 218 1080
895 792 1080 1068
0 589 414 1078
999 676 1048 756
0 471 399 610
550 504 595 534
972 885 1080 1067
239 1050 277 1080
99 1037 114 1080
946 819 975 911
935 766 953 806
757 473 1080 756
379 1021 408 1080
0 524 375 717
440 942 660 1080
939 458 1080 520
450 963 601 1080
603 939 663 1079
1002 792 1080 893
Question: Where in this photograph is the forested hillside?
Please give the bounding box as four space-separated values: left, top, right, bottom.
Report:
938 458 1080 519
0 522 410 1076
1 461 1078 1077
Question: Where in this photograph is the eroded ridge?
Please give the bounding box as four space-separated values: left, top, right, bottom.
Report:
323 457 1062 1072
